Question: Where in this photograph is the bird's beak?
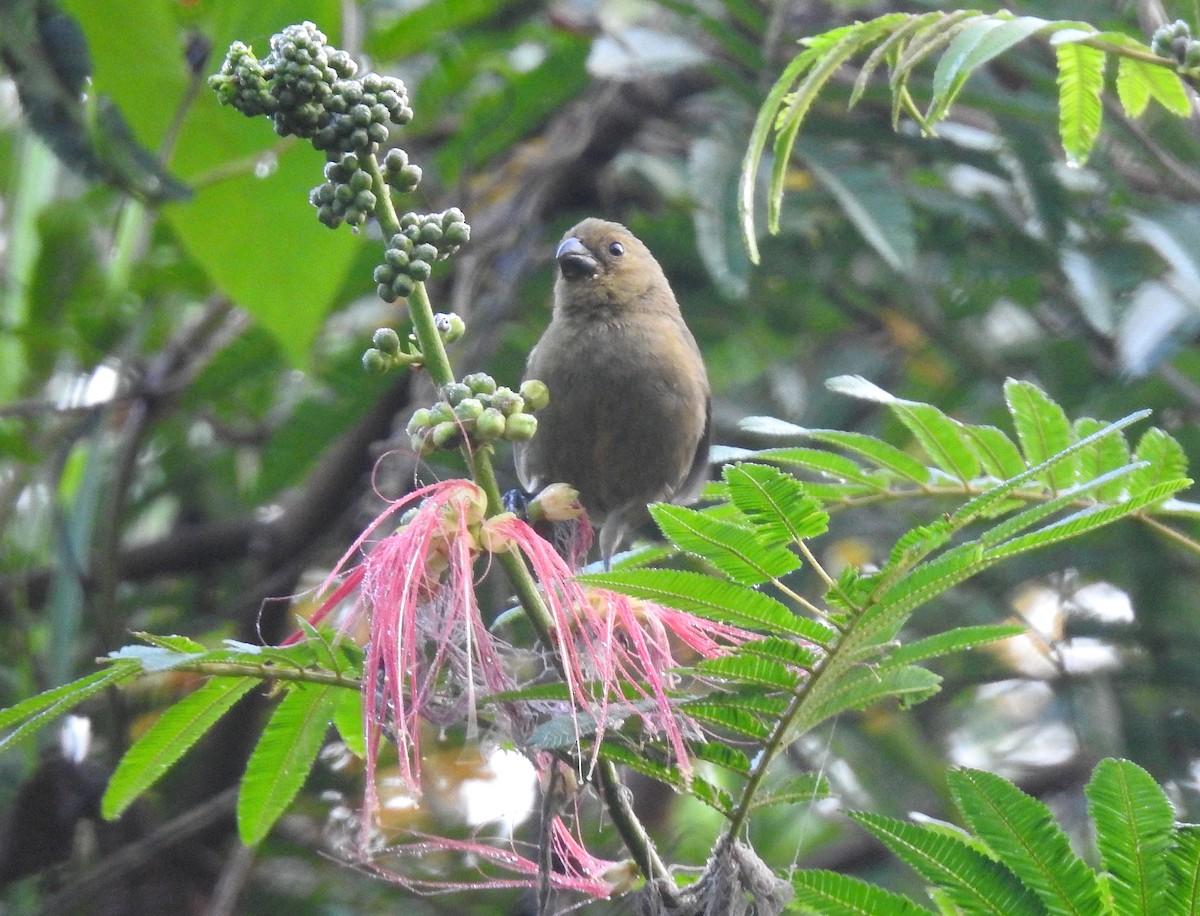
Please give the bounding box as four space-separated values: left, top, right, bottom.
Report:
556 236 599 280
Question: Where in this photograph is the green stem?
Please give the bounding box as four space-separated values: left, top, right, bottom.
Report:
151 659 361 690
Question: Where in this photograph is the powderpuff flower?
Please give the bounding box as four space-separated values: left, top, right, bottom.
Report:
306 479 520 830
482 513 757 782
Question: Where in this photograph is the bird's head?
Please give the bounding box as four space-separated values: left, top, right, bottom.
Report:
552 218 672 318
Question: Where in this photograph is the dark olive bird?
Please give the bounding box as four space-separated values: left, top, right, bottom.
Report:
516 218 711 564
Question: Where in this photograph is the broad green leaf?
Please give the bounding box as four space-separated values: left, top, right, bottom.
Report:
0 663 141 753
1055 40 1106 167
1004 380 1074 492
239 684 340 845
852 811 1044 915
103 677 258 819
1165 825 1200 915
791 869 933 915
881 625 1025 668
367 0 520 58
650 504 801 585
948 768 1105 915
1086 758 1173 916
578 569 835 644
723 463 830 543
929 16 1048 122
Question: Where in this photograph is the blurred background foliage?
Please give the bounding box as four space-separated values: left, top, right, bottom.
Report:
1 0 1200 912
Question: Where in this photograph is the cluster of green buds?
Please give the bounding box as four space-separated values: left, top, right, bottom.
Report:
1152 19 1200 75
210 22 418 233
209 22 410 148
373 210 471 302
405 374 549 455
362 317 465 373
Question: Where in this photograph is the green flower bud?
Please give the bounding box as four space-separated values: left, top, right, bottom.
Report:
503 413 538 442
519 379 550 411
443 207 465 225
349 170 371 192
444 222 470 246
475 407 507 442
492 387 524 417
373 327 401 354
429 401 455 424
419 222 443 243
463 372 497 395
406 407 434 435
454 398 485 421
373 264 396 285
377 283 397 302
413 243 438 263
362 348 389 373
391 274 415 298
431 421 461 448
354 189 377 211
407 259 432 281
442 382 472 406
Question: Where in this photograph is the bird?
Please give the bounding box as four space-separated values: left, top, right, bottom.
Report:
515 218 711 565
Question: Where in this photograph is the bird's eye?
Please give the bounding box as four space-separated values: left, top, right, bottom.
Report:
608 241 625 257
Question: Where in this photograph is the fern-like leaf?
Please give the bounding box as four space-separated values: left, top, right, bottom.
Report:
947 767 1105 915
1052 36 1106 167
1085 758 1173 916
791 869 933 914
852 811 1044 915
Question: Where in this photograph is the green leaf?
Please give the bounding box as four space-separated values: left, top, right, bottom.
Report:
0 663 140 753
755 446 884 489
650 504 801 585
794 428 932 485
851 811 1045 915
961 424 1028 481
1113 46 1192 118
578 568 835 644
695 653 802 691
1086 758 1174 916
882 625 1025 668
682 698 774 741
1165 825 1200 915
599 741 733 815
948 768 1105 915
1129 428 1190 497
739 636 820 671
750 773 831 808
808 160 917 273
1074 417 1134 501
986 480 1190 561
929 16 1048 123
723 463 830 544
1004 380 1074 492
331 687 365 758
239 684 339 845
791 869 933 915
102 677 258 820
691 741 751 775
803 664 942 724
1054 40 1106 168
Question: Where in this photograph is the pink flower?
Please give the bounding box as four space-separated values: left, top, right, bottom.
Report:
366 816 639 901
